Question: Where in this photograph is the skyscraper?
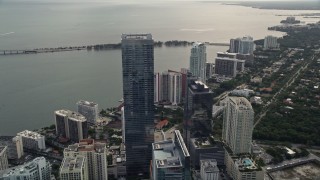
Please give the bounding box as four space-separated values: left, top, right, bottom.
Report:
0 146 8 171
189 42 207 82
121 34 154 178
60 155 88 180
184 79 213 149
215 52 245 77
222 97 254 154
229 36 255 55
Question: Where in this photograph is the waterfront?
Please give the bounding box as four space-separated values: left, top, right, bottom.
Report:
0 0 320 135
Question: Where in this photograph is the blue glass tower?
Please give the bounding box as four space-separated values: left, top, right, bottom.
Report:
121 34 154 178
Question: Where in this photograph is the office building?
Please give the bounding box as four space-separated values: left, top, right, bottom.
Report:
200 159 219 180
190 42 207 82
121 34 154 177
0 157 51 180
190 138 225 169
154 70 182 105
215 52 245 77
55 110 88 142
230 36 255 55
17 130 46 151
151 130 190 180
222 97 254 154
225 153 264 180
264 35 279 50
0 146 8 171
60 155 88 180
0 136 24 159
63 139 108 180
77 100 98 125
184 79 213 149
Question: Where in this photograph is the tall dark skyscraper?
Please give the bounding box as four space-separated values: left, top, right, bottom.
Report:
121 34 154 178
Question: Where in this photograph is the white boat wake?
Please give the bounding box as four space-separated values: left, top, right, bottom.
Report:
0 32 15 36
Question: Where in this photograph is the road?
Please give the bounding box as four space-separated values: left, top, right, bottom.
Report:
253 55 315 128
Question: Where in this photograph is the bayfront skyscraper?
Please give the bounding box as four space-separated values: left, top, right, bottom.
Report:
121 34 154 178
189 42 207 82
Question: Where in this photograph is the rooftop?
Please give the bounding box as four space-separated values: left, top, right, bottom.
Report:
234 157 259 172
0 157 47 177
192 42 205 48
17 130 44 139
77 100 98 107
55 109 86 122
121 33 152 40
228 96 253 110
200 159 219 173
153 130 189 169
65 139 106 153
61 156 85 171
189 81 212 93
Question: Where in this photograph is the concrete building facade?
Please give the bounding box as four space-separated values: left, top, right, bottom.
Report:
264 35 279 50
215 52 245 77
190 42 207 82
0 136 24 159
0 157 51 180
55 110 88 142
60 155 88 180
0 146 8 171
222 97 254 154
151 130 190 180
121 34 154 177
63 139 108 180
17 130 46 151
77 100 98 125
200 159 219 180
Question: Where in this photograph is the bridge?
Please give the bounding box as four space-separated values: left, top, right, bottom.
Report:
0 50 38 55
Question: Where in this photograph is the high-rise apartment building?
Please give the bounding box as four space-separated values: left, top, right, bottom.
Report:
229 38 241 54
63 139 107 180
121 33 154 178
222 97 254 154
151 130 190 180
263 35 279 50
77 100 98 125
0 146 8 171
17 130 46 151
154 70 182 105
229 36 255 55
60 155 88 180
215 52 245 77
239 36 255 54
0 157 51 180
184 79 213 149
190 42 207 82
55 110 88 142
0 136 24 159
206 62 214 80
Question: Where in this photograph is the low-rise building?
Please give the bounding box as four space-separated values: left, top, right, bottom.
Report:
60 155 88 180
0 146 8 171
17 130 46 151
0 136 24 159
151 130 190 180
225 150 264 180
0 157 51 180
200 159 219 180
250 96 263 105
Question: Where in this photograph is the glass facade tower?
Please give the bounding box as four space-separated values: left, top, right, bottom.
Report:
121 34 154 178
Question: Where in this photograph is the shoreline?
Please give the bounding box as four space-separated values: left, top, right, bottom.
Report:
0 41 229 56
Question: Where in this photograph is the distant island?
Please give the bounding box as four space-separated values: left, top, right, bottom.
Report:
222 1 320 10
280 17 300 24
